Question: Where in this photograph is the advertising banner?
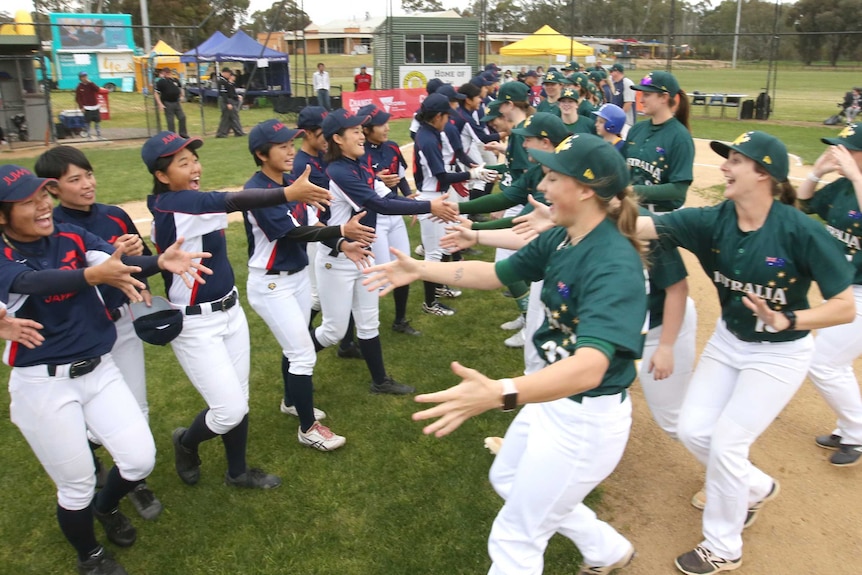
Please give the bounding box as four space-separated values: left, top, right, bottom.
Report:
397 66 472 89
342 89 426 120
49 13 134 51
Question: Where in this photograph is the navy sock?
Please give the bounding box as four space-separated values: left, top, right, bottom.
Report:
393 285 409 324
94 466 140 514
339 313 357 351
424 281 439 306
358 336 387 384
281 356 293 406
288 373 316 432
310 326 325 352
222 413 249 479
57 504 100 561
182 408 218 449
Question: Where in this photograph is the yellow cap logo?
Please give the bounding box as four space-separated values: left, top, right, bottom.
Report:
555 135 574 153
762 155 772 165
524 116 532 127
732 132 752 146
540 130 548 136
583 168 595 180
839 125 856 138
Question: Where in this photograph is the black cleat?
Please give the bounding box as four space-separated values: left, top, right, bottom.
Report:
77 546 128 575
370 377 416 395
93 506 136 547
224 468 282 489
172 427 201 485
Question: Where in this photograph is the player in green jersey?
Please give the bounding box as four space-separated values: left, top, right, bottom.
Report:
638 131 855 575
559 86 597 135
796 124 862 467
625 71 694 213
363 133 645 575
535 70 566 117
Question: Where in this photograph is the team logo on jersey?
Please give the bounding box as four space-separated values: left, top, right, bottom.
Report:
733 132 753 146
655 146 665 155
849 210 862 220
765 256 786 267
556 281 571 298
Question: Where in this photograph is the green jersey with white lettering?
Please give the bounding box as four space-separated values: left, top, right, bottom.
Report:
501 163 546 207
624 117 694 212
654 200 853 342
640 207 688 329
802 177 862 284
496 220 647 399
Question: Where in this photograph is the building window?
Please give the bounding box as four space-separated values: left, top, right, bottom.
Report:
404 34 466 64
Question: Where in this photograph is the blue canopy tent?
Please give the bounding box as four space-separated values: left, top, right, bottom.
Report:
181 30 291 103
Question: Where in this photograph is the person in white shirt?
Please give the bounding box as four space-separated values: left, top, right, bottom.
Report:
313 63 331 111
610 63 636 127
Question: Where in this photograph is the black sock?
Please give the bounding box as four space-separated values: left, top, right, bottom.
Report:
222 413 249 479
484 180 495 195
88 440 102 471
308 308 319 329
339 313 357 351
358 336 387 384
182 408 218 449
393 285 409 324
310 326 326 352
57 504 100 561
281 356 293 406
94 466 140 513
424 281 439 306
288 373 316 432
450 251 463 262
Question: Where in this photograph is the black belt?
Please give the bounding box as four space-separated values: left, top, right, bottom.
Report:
185 290 238 315
109 307 123 322
265 269 302 276
47 357 101 378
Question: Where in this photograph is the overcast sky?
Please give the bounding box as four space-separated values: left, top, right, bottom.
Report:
5 0 409 29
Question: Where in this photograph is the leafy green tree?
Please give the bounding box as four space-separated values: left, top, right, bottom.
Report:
247 0 310 36
402 0 444 13
788 0 862 65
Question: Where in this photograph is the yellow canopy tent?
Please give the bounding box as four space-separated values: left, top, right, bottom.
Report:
134 40 187 93
500 25 594 57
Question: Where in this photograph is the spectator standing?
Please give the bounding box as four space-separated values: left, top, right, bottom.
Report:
354 65 372 91
216 67 244 138
313 63 331 110
610 63 636 127
154 68 188 138
75 71 103 140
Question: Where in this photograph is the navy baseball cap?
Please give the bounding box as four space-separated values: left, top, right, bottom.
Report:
248 120 303 154
129 296 183 346
481 70 499 82
436 84 466 101
485 63 500 72
297 106 328 129
426 78 444 94
421 93 452 114
0 165 56 202
524 70 539 78
470 75 491 88
142 131 204 173
358 104 391 126
322 109 369 139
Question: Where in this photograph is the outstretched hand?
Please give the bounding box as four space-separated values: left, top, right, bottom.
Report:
158 236 213 289
342 211 377 244
286 165 332 211
412 361 501 437
0 308 44 349
742 292 789 332
362 247 421 296
440 218 478 252
512 195 553 238
342 241 375 270
86 245 146 302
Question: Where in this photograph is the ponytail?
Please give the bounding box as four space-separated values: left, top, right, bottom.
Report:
774 179 797 206
674 89 691 132
606 186 647 263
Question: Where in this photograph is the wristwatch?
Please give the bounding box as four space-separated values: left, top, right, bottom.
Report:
782 310 797 331
500 378 518 412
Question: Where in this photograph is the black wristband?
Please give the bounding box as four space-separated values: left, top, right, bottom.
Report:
782 310 797 331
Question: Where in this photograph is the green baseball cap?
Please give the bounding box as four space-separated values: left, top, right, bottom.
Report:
710 131 789 182
562 60 580 72
510 112 570 146
631 70 681 97
528 134 631 199
610 63 625 73
495 81 529 103
570 73 590 90
559 86 579 101
480 99 503 122
543 70 568 84
821 123 862 151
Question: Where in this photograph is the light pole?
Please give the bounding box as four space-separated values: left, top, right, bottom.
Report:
731 0 742 69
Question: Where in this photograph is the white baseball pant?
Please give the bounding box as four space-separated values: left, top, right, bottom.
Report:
494 205 524 264
678 319 814 560
9 354 155 510
417 190 451 262
170 298 250 435
638 297 697 439
371 214 410 264
306 241 321 313
808 283 862 445
246 268 316 376
487 396 633 574
314 250 380 347
110 305 149 419
523 280 544 375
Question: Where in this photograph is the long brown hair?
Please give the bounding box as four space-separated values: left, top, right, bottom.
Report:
673 89 691 132
605 186 647 262
754 164 797 206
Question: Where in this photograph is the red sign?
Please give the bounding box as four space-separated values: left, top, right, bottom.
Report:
342 89 427 120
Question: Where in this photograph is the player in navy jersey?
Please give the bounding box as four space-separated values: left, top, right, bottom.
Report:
453 82 502 208
35 145 163 521
294 106 363 358
313 109 457 394
244 119 375 450
0 164 209 575
358 103 421 336
142 131 330 489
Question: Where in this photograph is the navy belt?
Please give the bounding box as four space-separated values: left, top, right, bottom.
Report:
266 269 302 276
109 307 123 322
185 290 238 315
47 357 101 378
